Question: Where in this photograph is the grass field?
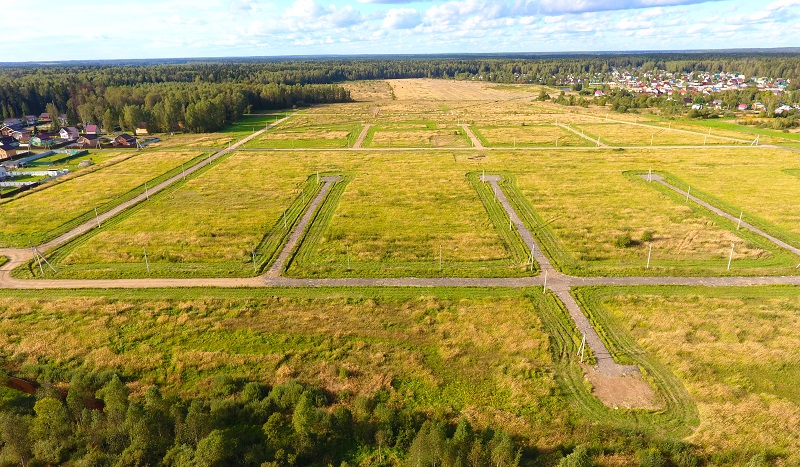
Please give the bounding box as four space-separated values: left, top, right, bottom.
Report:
493 149 800 276
286 153 528 278
472 124 589 147
365 122 470 148
576 285 800 464
28 152 323 278
0 150 203 247
572 123 739 146
0 286 700 461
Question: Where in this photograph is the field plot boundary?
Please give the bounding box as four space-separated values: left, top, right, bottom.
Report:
632 171 800 263
12 152 238 279
468 172 538 272
570 287 700 435
285 174 534 279
469 124 593 148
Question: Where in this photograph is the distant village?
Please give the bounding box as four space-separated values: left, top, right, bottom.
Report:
563 69 800 114
0 114 151 162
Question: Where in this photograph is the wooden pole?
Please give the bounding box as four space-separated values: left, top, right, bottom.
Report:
647 243 652 269
143 247 150 273
737 211 743 230
94 207 101 228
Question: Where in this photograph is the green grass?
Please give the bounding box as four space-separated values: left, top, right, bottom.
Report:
576 285 800 464
285 157 530 278
243 123 360 149
15 157 327 279
0 150 203 247
0 286 703 453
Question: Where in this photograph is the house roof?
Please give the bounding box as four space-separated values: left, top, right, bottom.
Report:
85 124 99 132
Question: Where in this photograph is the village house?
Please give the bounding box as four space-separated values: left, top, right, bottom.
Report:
85 124 99 135
59 127 80 140
30 133 55 147
24 115 38 125
38 113 52 123
737 103 748 111
0 144 17 160
0 136 19 148
114 133 137 147
76 134 100 148
11 130 31 143
135 122 149 136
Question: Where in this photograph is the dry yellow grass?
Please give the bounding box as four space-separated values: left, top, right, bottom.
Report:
61 151 311 266
474 125 587 147
0 150 202 246
597 288 800 462
369 128 469 148
388 78 528 101
575 123 736 146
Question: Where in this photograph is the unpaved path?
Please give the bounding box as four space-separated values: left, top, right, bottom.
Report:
483 175 638 377
352 124 373 149
266 176 342 277
645 173 800 258
459 124 484 149
555 123 606 147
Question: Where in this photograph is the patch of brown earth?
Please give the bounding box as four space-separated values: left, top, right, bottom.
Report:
584 366 662 410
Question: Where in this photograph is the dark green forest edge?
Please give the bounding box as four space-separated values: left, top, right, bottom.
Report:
1 53 799 133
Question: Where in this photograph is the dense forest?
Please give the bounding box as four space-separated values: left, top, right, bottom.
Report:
1 52 800 133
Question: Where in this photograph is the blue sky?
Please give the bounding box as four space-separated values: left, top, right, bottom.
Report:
3 0 799 61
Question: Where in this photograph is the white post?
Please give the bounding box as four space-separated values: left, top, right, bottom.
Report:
347 245 350 269
580 334 586 363
439 244 442 270
737 211 743 230
647 243 652 269
704 135 707 146
648 168 652 182
283 211 287 229
530 249 534 271
182 163 186 180
145 182 149 200
596 136 601 147
686 186 690 203
555 136 559 147
727 243 735 271
543 270 548 293
316 171 319 185
252 248 257 272
94 207 101 228
143 247 150 273
482 168 485 182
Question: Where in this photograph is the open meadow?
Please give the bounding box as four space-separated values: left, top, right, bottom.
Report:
32 152 320 278
0 287 701 463
576 286 800 464
0 150 203 247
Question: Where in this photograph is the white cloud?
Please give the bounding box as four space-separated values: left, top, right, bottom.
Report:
383 8 422 29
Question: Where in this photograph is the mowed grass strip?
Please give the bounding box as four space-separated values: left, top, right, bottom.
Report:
366 122 470 148
573 123 738 146
246 123 360 149
287 154 516 278
577 286 800 464
0 150 203 247
45 152 316 278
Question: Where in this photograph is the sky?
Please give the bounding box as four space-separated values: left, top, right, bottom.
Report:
2 0 799 62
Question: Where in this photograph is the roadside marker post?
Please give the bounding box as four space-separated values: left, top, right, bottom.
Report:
143 247 150 273
252 247 257 272
727 243 735 271
94 207 101 228
543 270 548 293
145 182 149 200
737 211 743 230
686 186 691 203
647 243 652 269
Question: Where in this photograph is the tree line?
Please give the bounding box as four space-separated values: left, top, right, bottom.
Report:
0 371 529 466
2 53 800 131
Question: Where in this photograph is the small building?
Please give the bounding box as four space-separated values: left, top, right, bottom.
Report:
59 127 80 141
753 102 766 111
114 133 136 147
58 114 68 125
0 166 7 180
24 115 38 125
0 136 18 148
11 130 31 143
134 122 149 136
85 124 99 135
76 134 100 148
2 118 22 127
691 103 704 110
594 89 605 97
775 105 794 115
737 103 748 111
0 124 22 136
31 133 55 148
38 113 52 123
0 144 17 160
